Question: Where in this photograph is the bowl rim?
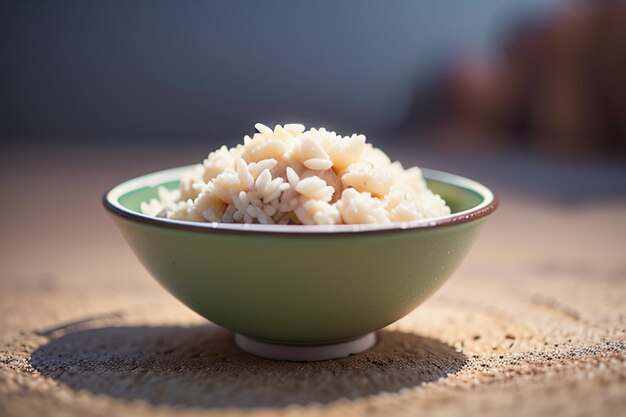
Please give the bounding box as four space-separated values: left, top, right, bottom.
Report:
103 165 498 235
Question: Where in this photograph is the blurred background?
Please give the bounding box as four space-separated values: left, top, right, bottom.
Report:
2 0 625 154
1 0 626 220
3 0 626 203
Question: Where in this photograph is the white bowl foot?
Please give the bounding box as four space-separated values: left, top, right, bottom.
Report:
234 332 377 362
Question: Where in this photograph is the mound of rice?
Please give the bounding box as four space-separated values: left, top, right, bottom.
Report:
141 123 450 225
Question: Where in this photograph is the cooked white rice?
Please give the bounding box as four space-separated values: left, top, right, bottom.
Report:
141 123 450 225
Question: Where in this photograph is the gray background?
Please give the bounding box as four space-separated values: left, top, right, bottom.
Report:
1 0 556 146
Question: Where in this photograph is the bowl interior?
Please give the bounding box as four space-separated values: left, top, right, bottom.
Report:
110 166 489 221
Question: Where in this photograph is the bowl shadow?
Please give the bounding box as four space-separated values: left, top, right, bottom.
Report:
30 324 467 408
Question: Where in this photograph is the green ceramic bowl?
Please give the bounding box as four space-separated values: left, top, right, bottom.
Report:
104 165 497 359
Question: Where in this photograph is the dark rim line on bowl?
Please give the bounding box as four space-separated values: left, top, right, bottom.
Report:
103 165 499 236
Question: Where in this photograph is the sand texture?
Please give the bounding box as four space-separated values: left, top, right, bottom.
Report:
1 149 624 417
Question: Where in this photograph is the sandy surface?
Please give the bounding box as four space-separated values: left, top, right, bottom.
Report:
0 148 624 417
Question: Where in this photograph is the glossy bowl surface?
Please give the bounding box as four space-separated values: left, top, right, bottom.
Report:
104 166 497 344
